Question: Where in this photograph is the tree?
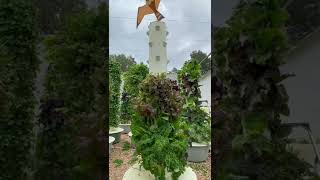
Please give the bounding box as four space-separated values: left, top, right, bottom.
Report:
109 60 121 128
122 63 149 122
37 3 108 179
109 54 136 72
35 0 87 34
188 50 211 75
0 0 39 179
123 63 149 98
0 81 7 118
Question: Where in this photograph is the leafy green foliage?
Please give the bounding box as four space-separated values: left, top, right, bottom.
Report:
213 0 311 179
35 0 87 34
109 60 121 128
122 141 131 151
178 60 201 101
123 63 149 98
0 0 39 179
286 0 320 43
109 54 136 72
188 109 211 143
178 60 211 144
36 99 78 180
0 81 7 119
37 3 108 180
120 92 132 124
131 74 189 180
113 159 123 167
188 50 211 75
122 63 149 123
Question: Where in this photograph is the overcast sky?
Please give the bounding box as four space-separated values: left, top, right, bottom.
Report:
109 0 211 70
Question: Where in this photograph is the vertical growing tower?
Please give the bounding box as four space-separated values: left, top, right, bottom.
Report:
147 21 169 74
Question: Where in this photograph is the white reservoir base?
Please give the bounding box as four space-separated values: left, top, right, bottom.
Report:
123 163 197 180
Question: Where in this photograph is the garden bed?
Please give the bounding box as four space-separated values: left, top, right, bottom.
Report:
109 134 211 180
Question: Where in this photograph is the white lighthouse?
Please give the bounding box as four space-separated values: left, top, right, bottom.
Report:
147 21 169 74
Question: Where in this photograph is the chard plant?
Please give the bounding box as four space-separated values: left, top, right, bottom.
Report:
131 74 189 180
178 60 211 144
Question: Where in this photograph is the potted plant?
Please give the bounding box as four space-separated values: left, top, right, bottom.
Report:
109 60 123 143
109 136 115 154
124 74 197 180
178 60 211 162
187 109 211 162
119 91 132 133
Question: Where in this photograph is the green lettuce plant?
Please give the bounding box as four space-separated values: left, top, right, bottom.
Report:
131 74 189 180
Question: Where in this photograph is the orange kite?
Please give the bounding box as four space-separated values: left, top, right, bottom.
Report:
137 0 165 28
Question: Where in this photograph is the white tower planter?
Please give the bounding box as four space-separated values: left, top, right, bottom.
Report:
147 21 169 75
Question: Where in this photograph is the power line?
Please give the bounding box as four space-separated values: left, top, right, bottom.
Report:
109 37 210 42
110 16 210 23
199 52 212 65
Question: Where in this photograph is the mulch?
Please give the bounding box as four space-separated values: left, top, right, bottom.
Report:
109 134 211 180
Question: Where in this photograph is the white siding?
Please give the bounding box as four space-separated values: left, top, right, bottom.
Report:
199 71 211 111
166 72 178 81
281 31 320 165
281 31 320 139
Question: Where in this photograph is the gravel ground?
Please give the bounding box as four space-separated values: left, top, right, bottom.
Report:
109 134 211 180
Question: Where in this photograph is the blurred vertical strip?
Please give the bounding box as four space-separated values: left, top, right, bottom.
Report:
0 0 39 179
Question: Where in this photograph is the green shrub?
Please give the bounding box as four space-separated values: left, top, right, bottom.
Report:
121 63 149 124
131 74 189 180
37 3 108 180
109 60 121 128
0 0 39 179
178 60 211 144
123 63 149 98
120 91 132 124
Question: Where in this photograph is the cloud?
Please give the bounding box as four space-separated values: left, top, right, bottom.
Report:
109 0 211 70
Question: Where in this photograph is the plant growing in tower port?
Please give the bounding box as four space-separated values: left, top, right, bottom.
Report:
213 0 311 179
178 60 211 144
131 74 189 180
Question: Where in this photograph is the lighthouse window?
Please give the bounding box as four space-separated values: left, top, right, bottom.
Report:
155 25 160 31
149 42 152 47
163 42 167 47
156 56 160 61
